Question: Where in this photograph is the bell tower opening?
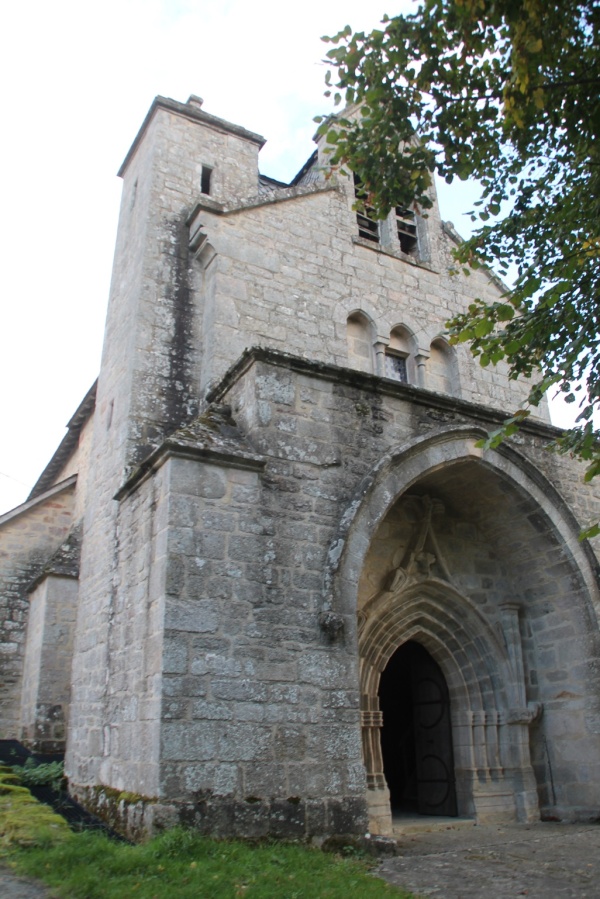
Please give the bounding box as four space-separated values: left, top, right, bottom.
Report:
379 640 457 817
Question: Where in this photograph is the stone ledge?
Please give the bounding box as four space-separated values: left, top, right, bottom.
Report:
351 234 438 273
70 783 369 842
115 404 266 501
187 181 338 228
206 345 563 443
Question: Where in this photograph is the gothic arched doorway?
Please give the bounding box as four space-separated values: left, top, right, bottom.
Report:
328 431 600 834
379 640 457 817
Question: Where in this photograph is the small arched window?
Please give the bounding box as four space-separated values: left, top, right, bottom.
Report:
385 326 414 383
346 312 374 373
427 338 459 396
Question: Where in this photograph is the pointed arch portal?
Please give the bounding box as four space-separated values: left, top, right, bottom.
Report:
359 577 540 831
327 430 600 834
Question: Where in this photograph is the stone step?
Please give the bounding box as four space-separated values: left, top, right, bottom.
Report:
392 815 476 836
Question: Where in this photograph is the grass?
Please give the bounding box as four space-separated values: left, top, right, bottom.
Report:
6 828 414 898
0 765 71 849
0 767 412 898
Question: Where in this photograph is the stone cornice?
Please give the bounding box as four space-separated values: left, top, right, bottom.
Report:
207 345 563 443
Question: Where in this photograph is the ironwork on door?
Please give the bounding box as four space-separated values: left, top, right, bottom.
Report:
379 640 457 816
411 652 457 816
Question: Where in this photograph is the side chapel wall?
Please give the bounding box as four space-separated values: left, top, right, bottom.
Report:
0 483 75 738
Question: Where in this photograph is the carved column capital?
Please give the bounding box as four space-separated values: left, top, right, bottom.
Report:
361 710 383 728
507 702 543 725
499 601 522 614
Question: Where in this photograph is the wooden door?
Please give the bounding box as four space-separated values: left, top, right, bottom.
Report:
411 652 457 816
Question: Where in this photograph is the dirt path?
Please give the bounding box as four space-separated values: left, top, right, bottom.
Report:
377 822 600 898
0 868 51 899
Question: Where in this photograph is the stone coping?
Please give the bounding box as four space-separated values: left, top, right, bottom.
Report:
207 345 563 443
118 96 266 178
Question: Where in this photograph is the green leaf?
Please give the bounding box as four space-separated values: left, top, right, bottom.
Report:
474 319 494 337
496 304 514 321
320 0 600 534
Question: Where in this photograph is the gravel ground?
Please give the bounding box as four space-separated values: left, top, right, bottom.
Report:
377 821 600 898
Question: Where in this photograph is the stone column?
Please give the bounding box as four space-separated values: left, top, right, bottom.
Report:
499 601 541 822
485 709 503 778
500 602 527 705
361 709 385 789
373 341 388 377
471 709 488 778
414 351 429 388
361 705 392 834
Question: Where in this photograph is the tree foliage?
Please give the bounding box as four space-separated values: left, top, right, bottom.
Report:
318 0 600 530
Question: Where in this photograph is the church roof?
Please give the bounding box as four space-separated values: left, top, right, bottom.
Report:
28 381 97 501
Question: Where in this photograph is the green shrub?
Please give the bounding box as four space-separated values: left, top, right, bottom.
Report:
13 758 65 793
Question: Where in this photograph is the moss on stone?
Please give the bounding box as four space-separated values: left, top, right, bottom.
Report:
0 769 71 848
92 785 157 805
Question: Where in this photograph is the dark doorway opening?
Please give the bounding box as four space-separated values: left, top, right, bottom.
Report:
379 640 457 816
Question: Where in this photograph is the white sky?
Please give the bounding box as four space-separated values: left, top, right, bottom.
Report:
0 0 576 515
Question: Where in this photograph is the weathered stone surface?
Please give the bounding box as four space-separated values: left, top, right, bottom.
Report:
0 480 77 738
2 94 600 841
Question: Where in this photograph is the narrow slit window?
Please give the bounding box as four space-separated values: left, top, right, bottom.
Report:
395 207 418 255
354 174 379 243
201 165 212 195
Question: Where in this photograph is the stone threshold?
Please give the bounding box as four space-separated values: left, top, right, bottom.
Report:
392 813 476 836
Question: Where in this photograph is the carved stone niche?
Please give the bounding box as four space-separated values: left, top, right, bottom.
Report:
382 494 454 594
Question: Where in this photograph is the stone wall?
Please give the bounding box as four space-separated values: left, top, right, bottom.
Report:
157 447 367 837
189 166 549 421
20 574 78 752
0 480 75 737
30 95 600 836
65 347 600 837
217 351 600 827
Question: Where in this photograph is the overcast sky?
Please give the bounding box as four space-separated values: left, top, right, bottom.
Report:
0 0 575 515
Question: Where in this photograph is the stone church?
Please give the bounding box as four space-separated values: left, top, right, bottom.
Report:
2 94 600 840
